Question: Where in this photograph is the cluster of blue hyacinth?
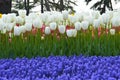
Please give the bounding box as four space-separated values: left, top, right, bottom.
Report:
0 56 120 80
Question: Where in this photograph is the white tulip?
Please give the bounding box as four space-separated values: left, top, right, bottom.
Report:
16 16 24 25
25 23 32 31
66 29 73 37
74 12 83 21
49 22 57 30
81 21 89 30
58 25 66 34
1 29 6 34
111 16 120 27
14 27 21 36
19 26 26 33
18 10 26 18
74 22 82 31
33 18 42 28
25 16 33 23
110 29 115 35
6 23 14 31
84 16 94 25
29 13 38 20
62 10 69 20
93 19 100 28
73 29 77 37
69 15 78 23
45 27 51 35
1 14 7 23
0 21 5 31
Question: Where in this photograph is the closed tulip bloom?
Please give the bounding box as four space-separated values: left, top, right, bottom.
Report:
16 16 24 25
73 29 77 37
25 23 32 31
6 23 14 31
110 29 115 35
66 29 73 37
93 19 100 28
25 16 33 23
18 10 26 18
19 26 26 33
1 14 7 23
45 27 51 35
66 29 77 37
69 15 78 23
58 25 66 34
81 21 89 30
49 22 57 30
62 10 69 20
14 26 21 36
74 22 82 31
0 21 5 30
33 18 42 28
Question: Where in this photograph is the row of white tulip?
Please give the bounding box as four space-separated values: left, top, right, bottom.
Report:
0 10 119 37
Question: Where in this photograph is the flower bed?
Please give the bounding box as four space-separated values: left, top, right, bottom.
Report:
0 10 120 58
0 56 120 80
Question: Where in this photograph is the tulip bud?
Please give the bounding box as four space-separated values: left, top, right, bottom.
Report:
6 23 14 31
110 29 115 35
62 10 69 20
14 26 21 36
16 16 24 25
66 29 73 37
33 18 42 28
74 22 82 31
25 23 32 31
18 10 26 18
73 29 77 37
49 22 57 30
58 25 66 34
93 19 100 28
81 21 89 30
45 27 51 35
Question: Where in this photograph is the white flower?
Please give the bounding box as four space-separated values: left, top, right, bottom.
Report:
6 13 16 23
1 14 7 23
45 27 51 35
1 29 6 34
0 21 5 31
14 26 21 36
111 16 120 27
18 10 26 18
81 21 89 30
74 22 82 31
69 15 78 23
62 10 69 20
16 16 24 25
66 29 77 37
49 22 57 30
101 13 110 24
33 18 42 28
19 26 26 33
6 23 14 31
91 11 100 19
66 29 73 37
73 29 77 37
110 29 115 35
29 13 38 20
74 12 83 21
25 16 33 23
93 19 100 28
84 16 94 25
58 25 66 34
25 23 32 31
